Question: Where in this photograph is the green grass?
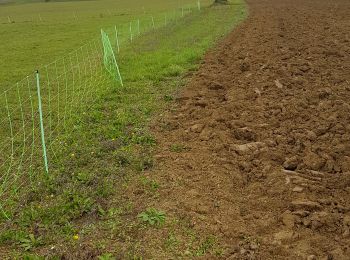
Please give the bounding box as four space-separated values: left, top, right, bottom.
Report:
0 0 205 224
0 0 212 86
138 208 166 226
0 0 247 257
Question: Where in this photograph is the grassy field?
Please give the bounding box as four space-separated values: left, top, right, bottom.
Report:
0 0 206 224
0 0 247 258
0 0 212 86
0 0 203 209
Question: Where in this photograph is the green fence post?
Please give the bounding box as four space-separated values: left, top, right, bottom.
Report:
36 70 49 174
137 19 140 35
115 25 120 53
129 22 133 42
112 50 123 87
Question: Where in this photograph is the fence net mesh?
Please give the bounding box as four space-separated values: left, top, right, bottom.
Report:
0 3 198 220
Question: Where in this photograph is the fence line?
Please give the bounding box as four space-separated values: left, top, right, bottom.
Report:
0 2 200 220
0 3 196 24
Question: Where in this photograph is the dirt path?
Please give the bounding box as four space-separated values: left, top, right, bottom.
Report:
132 0 350 258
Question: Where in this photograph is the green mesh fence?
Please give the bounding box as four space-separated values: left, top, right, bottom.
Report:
101 29 123 86
0 38 108 220
0 2 199 220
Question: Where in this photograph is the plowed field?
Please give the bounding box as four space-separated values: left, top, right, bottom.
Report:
135 0 350 258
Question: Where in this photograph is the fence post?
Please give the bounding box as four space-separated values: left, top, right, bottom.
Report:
151 16 155 29
36 71 49 174
111 50 123 87
115 25 120 53
137 19 140 35
129 22 133 42
197 0 201 11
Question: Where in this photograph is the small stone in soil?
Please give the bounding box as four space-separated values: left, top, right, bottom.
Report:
274 79 284 88
190 123 204 133
283 156 299 171
292 186 304 192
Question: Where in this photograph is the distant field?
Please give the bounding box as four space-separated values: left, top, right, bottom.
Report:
0 0 211 87
0 0 94 4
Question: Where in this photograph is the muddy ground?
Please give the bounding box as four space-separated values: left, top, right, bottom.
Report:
130 0 350 259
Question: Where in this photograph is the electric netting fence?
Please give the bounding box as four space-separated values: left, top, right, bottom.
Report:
0 2 199 220
101 29 123 86
0 38 107 219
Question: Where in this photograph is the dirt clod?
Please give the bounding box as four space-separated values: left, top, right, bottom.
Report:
291 200 322 211
283 156 299 171
303 151 325 171
190 123 205 133
281 210 295 228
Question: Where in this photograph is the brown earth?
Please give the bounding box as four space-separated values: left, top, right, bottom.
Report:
129 0 350 259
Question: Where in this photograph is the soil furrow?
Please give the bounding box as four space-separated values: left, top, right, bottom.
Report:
134 0 350 258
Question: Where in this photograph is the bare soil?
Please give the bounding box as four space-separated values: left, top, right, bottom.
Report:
132 0 350 258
